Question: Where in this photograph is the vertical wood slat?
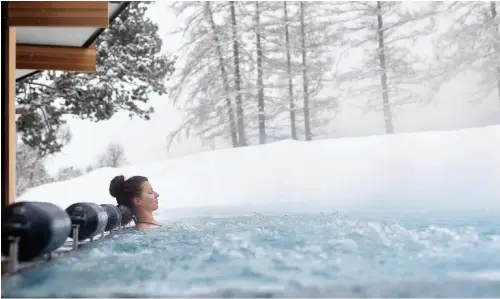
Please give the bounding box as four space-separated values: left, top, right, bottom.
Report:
2 26 17 209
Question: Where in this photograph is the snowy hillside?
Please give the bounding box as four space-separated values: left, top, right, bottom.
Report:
17 125 500 219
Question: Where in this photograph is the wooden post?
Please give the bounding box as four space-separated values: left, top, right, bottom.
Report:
2 23 17 209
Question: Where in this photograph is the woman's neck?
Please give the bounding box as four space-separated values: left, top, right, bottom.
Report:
134 210 158 224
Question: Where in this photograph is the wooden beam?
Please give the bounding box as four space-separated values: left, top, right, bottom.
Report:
16 43 96 73
7 1 109 27
2 27 17 209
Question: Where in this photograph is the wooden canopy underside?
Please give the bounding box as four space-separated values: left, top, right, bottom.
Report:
11 1 110 75
16 43 97 73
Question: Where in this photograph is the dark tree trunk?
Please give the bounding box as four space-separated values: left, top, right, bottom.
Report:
377 1 394 134
255 1 266 144
299 1 312 141
205 2 238 147
284 1 297 140
230 1 246 146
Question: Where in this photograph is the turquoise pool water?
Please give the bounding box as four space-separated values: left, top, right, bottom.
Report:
2 211 500 297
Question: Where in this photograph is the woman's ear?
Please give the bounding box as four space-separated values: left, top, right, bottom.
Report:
133 197 141 206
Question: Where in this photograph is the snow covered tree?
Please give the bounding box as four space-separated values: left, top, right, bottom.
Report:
230 1 247 146
169 2 234 148
254 1 266 144
247 1 339 140
299 1 312 140
284 1 297 140
205 1 238 147
16 142 53 196
96 142 128 168
15 2 176 157
55 166 84 182
85 165 96 173
336 1 437 134
169 1 341 144
433 1 500 107
229 1 278 143
168 1 257 148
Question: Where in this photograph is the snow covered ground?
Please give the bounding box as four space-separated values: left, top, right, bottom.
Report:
17 125 500 220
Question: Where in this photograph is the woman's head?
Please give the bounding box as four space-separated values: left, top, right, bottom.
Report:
109 175 159 215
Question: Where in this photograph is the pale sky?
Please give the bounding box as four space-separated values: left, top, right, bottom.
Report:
44 1 500 175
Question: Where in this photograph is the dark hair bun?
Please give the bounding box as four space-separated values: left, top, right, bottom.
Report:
109 175 126 198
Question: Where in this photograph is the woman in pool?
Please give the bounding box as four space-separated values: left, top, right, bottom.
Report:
109 175 162 230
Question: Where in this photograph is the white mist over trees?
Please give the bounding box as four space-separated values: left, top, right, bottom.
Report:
168 1 346 146
432 1 500 106
168 1 497 148
334 1 438 134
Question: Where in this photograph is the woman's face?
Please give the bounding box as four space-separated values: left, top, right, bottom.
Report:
135 181 159 212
